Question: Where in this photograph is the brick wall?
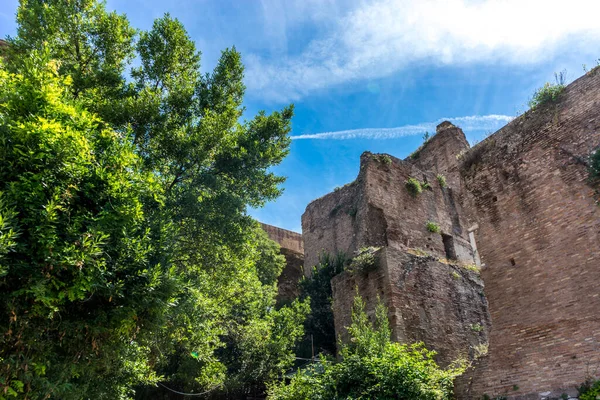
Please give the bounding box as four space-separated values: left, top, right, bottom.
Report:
455 69 600 399
332 247 490 367
260 223 305 303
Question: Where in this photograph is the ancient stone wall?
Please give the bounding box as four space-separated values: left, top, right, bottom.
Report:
455 69 600 399
260 223 304 303
332 247 490 367
408 121 471 188
303 124 491 370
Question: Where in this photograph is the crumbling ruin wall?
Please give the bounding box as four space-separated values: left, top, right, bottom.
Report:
332 247 490 367
260 223 304 303
454 70 600 399
303 129 491 369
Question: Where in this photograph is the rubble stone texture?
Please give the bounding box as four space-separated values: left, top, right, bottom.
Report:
301 68 600 399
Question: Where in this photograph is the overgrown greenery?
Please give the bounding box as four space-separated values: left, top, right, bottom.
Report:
348 247 380 274
268 296 466 400
406 177 423 196
579 379 600 400
0 1 309 398
528 70 566 109
426 221 441 233
437 174 447 188
376 154 392 165
299 253 348 357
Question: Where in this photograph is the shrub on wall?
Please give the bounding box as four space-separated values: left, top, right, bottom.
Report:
348 247 380 274
579 379 600 400
426 221 441 233
437 174 447 187
406 177 423 196
528 71 567 109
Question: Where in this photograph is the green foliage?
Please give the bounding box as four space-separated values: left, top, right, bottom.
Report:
300 253 348 357
268 296 466 400
422 181 432 190
437 174 447 188
376 154 392 165
528 71 567 109
426 221 441 233
406 177 423 197
348 247 380 274
1 2 305 398
470 323 484 333
423 131 430 142
580 379 600 400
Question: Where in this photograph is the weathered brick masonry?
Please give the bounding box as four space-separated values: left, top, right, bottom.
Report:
301 69 600 399
303 129 492 368
454 70 600 399
260 223 304 304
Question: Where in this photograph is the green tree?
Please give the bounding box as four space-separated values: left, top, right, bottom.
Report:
0 51 165 399
299 253 347 357
268 296 466 400
1 1 306 398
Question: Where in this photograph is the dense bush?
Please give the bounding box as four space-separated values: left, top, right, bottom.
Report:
268 296 466 400
579 379 600 400
299 253 347 357
528 71 567 109
426 221 441 233
406 177 423 196
348 247 380 274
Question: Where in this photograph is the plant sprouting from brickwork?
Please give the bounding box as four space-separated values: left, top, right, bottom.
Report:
405 177 422 196
426 221 441 233
528 70 567 109
436 174 447 188
375 154 392 165
470 323 484 332
348 247 380 274
422 181 432 190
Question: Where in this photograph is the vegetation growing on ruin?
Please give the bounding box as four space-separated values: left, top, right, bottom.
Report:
375 154 392 165
269 295 466 400
579 379 600 400
422 181 433 190
406 177 423 196
426 221 441 233
437 174 447 187
348 247 380 274
528 70 567 109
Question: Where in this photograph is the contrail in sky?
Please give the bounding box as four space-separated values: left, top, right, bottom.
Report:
291 114 513 140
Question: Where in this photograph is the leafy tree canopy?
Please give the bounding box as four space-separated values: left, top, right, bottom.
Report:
0 1 306 399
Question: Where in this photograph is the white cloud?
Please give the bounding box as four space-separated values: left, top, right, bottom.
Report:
245 0 600 101
291 114 513 139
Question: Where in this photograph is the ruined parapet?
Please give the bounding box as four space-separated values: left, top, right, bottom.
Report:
455 69 600 399
302 149 477 272
260 223 304 303
332 247 490 367
302 136 490 371
407 121 471 188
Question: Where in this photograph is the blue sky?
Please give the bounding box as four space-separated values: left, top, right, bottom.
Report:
2 0 599 232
